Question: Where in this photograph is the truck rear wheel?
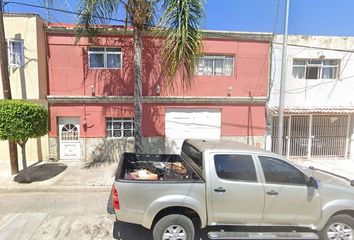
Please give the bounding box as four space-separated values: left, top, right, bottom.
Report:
320 214 354 240
153 214 195 240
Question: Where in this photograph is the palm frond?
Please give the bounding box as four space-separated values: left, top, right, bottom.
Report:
125 0 156 29
159 0 205 90
75 0 120 41
145 0 159 27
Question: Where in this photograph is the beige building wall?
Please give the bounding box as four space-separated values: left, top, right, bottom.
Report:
0 14 48 165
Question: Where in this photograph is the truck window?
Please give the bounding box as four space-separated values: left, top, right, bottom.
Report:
181 142 203 170
214 154 257 182
259 156 306 185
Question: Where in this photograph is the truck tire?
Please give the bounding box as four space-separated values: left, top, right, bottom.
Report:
320 214 354 240
153 214 195 240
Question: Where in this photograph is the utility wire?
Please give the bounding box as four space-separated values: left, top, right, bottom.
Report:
273 0 281 33
4 0 128 24
273 41 354 53
6 0 354 54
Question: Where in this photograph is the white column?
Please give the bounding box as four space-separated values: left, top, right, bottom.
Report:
349 114 354 160
307 115 313 159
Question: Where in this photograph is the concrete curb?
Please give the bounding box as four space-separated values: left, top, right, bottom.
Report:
0 185 112 193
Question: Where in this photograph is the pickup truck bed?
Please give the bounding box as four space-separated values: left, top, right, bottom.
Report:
111 152 207 229
116 153 202 182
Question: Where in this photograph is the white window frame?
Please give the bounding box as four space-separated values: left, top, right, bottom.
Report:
292 59 340 80
106 117 134 139
7 39 24 68
88 47 122 69
196 55 235 76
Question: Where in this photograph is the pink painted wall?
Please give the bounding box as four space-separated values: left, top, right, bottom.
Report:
49 104 266 138
49 104 134 137
47 33 269 97
47 30 269 138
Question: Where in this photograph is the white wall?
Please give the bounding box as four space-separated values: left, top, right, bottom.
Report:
268 35 354 159
269 35 354 109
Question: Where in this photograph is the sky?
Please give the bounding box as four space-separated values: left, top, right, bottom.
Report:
4 0 354 36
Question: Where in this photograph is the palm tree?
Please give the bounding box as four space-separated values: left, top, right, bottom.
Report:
75 0 204 153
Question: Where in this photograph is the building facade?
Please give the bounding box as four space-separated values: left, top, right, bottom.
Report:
0 14 48 163
268 35 354 159
46 25 272 161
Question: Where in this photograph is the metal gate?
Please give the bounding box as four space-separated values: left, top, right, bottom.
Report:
272 115 349 158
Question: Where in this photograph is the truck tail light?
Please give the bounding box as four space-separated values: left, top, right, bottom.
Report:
112 185 120 211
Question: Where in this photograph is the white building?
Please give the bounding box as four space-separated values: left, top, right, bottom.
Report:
268 35 354 159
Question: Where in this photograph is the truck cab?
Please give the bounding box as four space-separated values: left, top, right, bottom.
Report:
110 139 354 240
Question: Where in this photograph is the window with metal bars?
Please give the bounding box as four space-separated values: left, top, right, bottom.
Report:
106 118 134 138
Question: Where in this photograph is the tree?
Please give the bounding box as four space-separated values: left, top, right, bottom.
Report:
74 0 204 153
0 0 19 174
0 100 48 169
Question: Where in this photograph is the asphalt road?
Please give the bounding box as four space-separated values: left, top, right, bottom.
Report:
0 191 318 240
0 191 210 240
0 191 115 240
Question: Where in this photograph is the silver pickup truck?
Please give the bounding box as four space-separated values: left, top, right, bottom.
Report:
109 139 354 240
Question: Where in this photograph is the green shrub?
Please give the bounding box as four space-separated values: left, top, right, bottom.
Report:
0 100 48 167
0 100 48 141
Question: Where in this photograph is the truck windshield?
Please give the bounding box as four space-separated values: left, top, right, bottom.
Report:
181 142 203 170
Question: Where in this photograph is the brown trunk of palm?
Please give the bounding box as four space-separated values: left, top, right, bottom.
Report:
0 0 19 174
133 27 143 153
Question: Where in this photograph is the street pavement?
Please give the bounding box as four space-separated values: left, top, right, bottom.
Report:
0 159 118 240
0 157 354 240
0 191 211 240
0 191 114 240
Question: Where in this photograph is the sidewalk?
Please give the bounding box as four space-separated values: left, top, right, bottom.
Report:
1 157 354 193
0 159 118 193
293 159 354 180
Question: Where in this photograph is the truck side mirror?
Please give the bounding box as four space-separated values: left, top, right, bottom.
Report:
307 177 319 189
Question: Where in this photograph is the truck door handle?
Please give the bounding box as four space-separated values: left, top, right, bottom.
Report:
214 187 226 193
266 190 278 196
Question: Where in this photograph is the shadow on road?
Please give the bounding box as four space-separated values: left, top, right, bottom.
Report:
113 221 152 240
112 222 318 240
14 163 67 183
113 221 209 240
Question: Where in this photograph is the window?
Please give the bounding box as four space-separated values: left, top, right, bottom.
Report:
61 124 79 141
292 59 339 79
88 47 122 69
259 156 306 185
7 40 24 67
181 142 203 170
106 118 134 138
214 154 257 182
197 55 234 76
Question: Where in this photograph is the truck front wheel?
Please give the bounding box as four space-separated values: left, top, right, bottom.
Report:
320 214 354 240
153 214 195 240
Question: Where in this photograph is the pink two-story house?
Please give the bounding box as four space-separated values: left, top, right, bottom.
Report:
46 25 271 161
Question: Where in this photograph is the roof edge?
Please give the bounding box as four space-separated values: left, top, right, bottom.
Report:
46 25 273 42
4 12 45 22
268 106 354 114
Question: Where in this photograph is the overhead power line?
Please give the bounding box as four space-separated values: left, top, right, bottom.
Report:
273 0 281 33
273 41 354 53
5 0 354 54
4 1 127 24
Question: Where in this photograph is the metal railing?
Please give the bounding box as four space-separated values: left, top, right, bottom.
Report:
271 115 349 158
